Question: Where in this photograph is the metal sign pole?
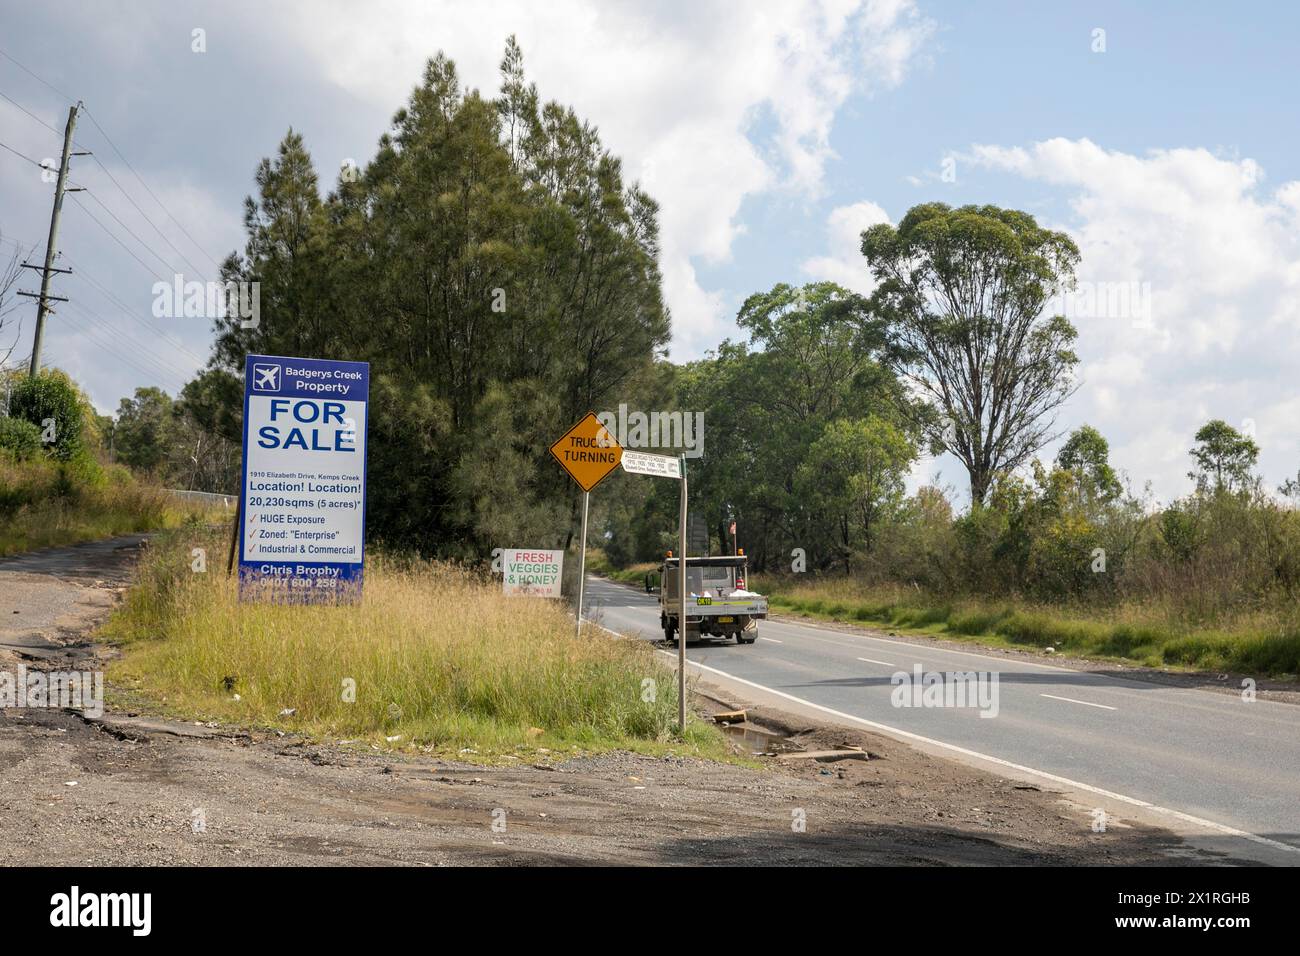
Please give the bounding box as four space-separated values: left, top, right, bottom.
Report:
678 454 687 734
575 490 589 637
226 494 241 575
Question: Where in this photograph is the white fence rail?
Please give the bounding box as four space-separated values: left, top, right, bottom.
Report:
165 489 236 508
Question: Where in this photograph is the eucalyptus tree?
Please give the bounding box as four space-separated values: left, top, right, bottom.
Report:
862 203 1081 506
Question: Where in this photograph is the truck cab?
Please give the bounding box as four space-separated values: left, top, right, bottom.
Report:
658 553 767 646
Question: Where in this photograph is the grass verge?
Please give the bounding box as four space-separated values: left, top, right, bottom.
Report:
753 576 1300 678
583 551 659 588
102 531 731 761
0 457 205 557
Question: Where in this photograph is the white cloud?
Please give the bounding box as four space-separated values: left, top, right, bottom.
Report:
801 199 891 294
964 137 1300 502
4 0 934 412
252 0 934 358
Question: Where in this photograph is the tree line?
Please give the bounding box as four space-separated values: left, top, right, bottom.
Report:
50 38 1298 623
155 37 668 557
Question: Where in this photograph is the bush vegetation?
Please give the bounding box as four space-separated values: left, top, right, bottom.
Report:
0 369 206 556
104 531 728 757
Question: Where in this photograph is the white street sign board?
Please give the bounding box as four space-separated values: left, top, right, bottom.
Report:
502 549 564 598
621 450 681 479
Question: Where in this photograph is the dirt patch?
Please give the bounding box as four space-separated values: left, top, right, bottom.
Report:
0 535 148 668
1 702 1215 866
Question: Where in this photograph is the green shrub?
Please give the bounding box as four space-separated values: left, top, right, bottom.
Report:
1226 631 1300 675
8 371 86 460
0 416 42 460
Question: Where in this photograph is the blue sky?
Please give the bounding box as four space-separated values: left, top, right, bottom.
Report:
1 1 1298 503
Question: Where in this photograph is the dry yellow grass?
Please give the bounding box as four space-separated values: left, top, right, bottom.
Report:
0 457 203 557
105 532 728 758
756 574 1300 676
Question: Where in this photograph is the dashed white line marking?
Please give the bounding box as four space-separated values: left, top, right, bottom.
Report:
592 579 1300 722
856 657 896 667
650 650 1299 858
759 637 783 644
1040 693 1117 711
772 622 1078 672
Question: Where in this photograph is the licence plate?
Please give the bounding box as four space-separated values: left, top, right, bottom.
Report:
717 616 735 623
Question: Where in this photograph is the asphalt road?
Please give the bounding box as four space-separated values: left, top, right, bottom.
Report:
0 535 148 662
583 576 1300 861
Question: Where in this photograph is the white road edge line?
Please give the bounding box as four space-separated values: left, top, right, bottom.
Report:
644 646 1299 857
857 657 896 667
1040 693 1117 711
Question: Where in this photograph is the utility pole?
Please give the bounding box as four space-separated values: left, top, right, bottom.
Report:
21 101 83 376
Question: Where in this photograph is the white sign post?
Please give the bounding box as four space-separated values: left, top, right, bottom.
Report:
502 549 564 598
548 423 691 734
621 450 689 733
549 413 623 637
621 450 682 479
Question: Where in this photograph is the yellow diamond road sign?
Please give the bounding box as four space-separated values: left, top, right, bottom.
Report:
550 412 622 492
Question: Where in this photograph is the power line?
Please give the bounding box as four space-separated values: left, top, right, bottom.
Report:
81 107 223 272
0 87 63 138
83 156 211 281
69 300 207 378
18 236 209 390
0 49 224 274
61 297 192 388
1 82 212 286
0 137 49 169
0 126 213 372
56 304 188 392
67 193 226 372
64 306 187 384
0 47 76 104
70 192 173 283
0 54 215 390
2 83 214 283
0 232 42 250
80 188 185 278
59 249 210 367
7 224 209 388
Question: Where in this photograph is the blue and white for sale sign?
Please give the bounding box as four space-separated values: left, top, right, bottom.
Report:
238 354 369 602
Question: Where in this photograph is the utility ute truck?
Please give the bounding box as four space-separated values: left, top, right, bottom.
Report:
658 553 767 646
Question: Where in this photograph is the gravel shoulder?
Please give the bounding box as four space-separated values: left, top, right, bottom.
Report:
0 536 1227 866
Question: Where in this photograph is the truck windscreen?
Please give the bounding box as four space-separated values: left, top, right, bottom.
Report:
686 567 734 592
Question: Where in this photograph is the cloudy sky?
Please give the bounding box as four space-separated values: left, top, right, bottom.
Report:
1 0 1297 504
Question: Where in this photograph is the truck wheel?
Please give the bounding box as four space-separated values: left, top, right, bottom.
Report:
664 626 675 644
738 629 756 645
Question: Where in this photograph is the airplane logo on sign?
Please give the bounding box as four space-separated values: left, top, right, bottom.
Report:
252 363 281 392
